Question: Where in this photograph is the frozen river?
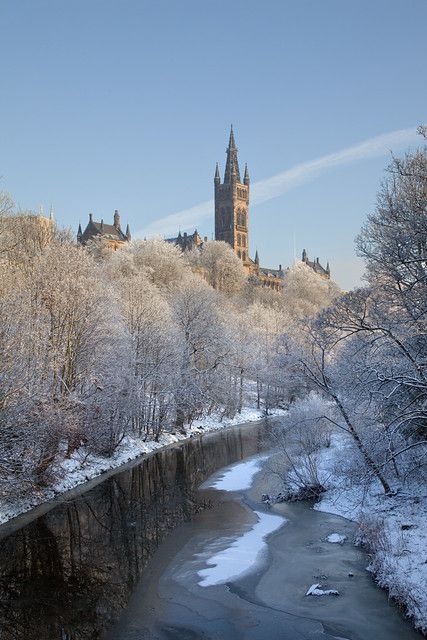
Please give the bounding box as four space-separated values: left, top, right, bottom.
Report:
0 419 422 639
109 452 422 640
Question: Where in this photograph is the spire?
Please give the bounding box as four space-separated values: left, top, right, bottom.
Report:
223 125 241 183
302 248 307 262
100 219 104 233
89 212 93 223
244 163 250 186
49 204 55 222
255 249 259 266
77 223 82 242
125 223 131 241
326 261 330 275
214 162 220 185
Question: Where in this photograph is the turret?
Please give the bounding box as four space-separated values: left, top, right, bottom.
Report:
125 223 131 241
244 163 250 186
113 209 120 228
302 248 308 263
214 162 220 186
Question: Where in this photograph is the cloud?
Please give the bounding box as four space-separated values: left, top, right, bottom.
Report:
136 126 420 238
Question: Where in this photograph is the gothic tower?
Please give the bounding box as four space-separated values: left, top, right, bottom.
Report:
214 126 250 263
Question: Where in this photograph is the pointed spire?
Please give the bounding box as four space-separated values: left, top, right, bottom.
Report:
244 163 250 186
229 124 236 149
326 261 330 274
89 212 93 223
100 219 104 233
125 223 131 241
302 248 307 262
49 204 55 221
214 162 220 185
255 249 259 266
224 125 241 183
77 223 82 242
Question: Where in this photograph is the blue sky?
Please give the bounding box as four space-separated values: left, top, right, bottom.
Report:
0 0 426 289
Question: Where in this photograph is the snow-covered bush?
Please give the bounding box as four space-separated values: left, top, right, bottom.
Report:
269 393 333 497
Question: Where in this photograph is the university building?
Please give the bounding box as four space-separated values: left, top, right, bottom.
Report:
168 127 330 289
76 127 330 286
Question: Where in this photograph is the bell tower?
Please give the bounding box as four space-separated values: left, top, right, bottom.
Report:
214 126 250 263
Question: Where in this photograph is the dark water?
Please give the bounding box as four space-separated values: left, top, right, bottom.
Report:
0 421 267 640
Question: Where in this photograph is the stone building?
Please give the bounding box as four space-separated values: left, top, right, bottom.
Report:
301 249 330 279
77 210 131 250
168 127 330 290
213 126 285 290
166 229 205 251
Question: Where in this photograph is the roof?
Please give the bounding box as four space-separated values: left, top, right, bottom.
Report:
306 259 329 277
259 266 285 279
80 220 128 244
166 230 203 251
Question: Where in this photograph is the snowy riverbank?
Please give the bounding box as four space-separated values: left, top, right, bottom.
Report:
314 433 427 634
0 407 283 528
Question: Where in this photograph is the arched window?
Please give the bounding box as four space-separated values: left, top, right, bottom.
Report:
237 250 241 259
242 235 246 247
237 234 241 246
241 211 246 227
242 251 246 261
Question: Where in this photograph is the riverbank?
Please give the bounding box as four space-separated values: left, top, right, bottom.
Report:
313 433 427 635
0 406 284 528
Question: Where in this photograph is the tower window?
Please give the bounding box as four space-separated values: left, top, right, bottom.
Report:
237 233 241 246
242 251 246 261
242 235 246 247
237 249 241 259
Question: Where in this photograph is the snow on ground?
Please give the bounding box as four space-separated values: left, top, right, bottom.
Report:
314 433 427 634
197 510 285 587
0 406 285 527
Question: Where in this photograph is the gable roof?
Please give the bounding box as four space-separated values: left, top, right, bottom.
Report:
79 219 128 244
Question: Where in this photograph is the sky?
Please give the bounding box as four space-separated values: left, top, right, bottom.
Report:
0 0 426 290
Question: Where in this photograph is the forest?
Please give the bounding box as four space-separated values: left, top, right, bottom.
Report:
0 142 426 525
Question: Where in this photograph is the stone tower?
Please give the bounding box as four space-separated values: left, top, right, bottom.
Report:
214 126 250 263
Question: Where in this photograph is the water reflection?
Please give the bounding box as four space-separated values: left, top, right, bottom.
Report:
0 422 266 640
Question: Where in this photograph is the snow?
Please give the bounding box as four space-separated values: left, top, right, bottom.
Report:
305 583 339 596
197 510 285 587
202 454 270 491
326 533 347 544
313 433 427 633
0 406 285 527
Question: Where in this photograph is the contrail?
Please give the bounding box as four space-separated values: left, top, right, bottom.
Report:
136 126 420 238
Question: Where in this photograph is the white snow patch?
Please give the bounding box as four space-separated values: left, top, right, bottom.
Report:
305 583 340 596
197 510 285 587
203 454 270 492
326 533 347 544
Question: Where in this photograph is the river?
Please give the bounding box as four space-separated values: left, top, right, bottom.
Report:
0 419 422 639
